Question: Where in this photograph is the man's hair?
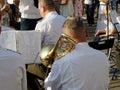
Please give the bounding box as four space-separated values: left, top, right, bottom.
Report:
63 16 84 31
39 0 55 9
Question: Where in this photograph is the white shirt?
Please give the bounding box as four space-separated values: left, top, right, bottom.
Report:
99 1 106 15
0 48 27 90
35 11 66 47
84 0 94 4
45 43 109 90
96 1 114 32
19 0 41 19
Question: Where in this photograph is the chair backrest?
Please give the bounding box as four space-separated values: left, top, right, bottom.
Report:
115 52 120 70
114 40 120 70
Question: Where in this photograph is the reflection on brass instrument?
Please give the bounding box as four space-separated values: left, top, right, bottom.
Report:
39 34 77 68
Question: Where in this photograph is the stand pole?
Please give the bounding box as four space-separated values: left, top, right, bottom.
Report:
106 0 110 54
106 1 109 39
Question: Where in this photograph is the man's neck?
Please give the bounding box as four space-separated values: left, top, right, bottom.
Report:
44 10 56 17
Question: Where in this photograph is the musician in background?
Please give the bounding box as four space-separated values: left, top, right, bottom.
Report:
35 0 66 48
95 19 115 37
44 16 109 90
95 0 115 37
95 0 108 32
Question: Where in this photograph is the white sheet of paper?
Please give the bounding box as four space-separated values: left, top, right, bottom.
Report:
0 30 41 64
16 31 41 64
0 31 17 51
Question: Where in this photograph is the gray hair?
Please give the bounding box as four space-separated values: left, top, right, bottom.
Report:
63 16 84 31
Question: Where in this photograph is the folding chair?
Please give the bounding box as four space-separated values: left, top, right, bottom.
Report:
111 40 120 80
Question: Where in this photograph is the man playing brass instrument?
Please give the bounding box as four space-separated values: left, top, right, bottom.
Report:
44 16 109 90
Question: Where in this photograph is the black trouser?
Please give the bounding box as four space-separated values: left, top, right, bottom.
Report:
20 18 42 30
84 4 95 24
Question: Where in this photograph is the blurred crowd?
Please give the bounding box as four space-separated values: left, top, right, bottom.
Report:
0 0 119 30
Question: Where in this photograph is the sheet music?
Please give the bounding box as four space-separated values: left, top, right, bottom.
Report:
0 31 17 51
0 30 41 64
16 31 41 64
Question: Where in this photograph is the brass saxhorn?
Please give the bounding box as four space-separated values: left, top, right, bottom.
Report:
39 34 77 68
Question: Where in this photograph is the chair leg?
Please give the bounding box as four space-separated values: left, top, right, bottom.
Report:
111 68 118 80
107 48 112 60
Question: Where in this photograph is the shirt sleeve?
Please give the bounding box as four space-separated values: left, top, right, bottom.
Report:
44 62 61 90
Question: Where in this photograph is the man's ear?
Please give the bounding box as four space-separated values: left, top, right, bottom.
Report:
42 6 47 13
39 5 46 13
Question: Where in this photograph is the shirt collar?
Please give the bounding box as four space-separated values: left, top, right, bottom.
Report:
76 42 89 48
45 11 58 18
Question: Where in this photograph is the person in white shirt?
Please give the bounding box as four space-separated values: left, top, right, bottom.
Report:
44 16 109 90
19 0 42 30
35 0 66 47
95 0 115 37
95 21 115 37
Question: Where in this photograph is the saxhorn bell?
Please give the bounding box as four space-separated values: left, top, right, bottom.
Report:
39 34 77 68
